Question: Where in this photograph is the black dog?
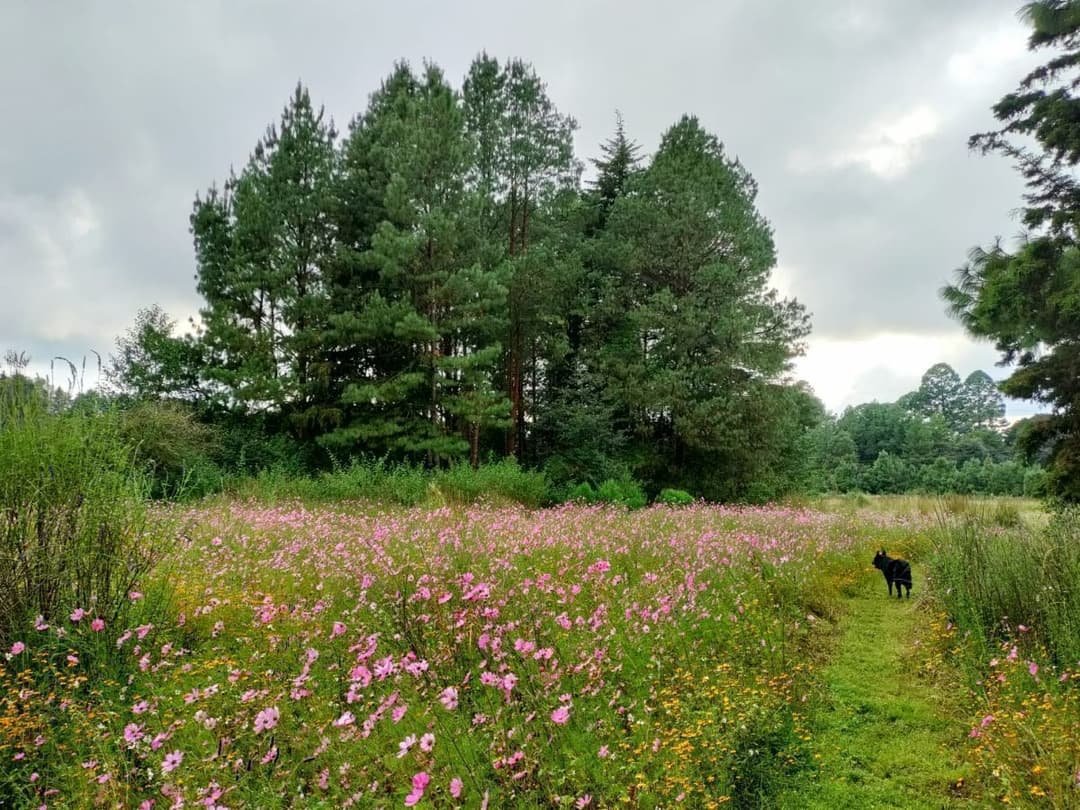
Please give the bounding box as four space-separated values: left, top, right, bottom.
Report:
872 549 912 599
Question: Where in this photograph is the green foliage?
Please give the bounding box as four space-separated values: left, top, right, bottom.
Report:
117 400 221 499
595 476 648 509
931 508 1080 669
656 487 694 506
0 374 156 646
434 458 550 507
231 458 550 508
564 482 598 503
942 4 1080 500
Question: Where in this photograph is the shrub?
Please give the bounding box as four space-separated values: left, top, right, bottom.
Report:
595 476 648 509
656 487 694 506
118 400 221 499
564 482 597 503
0 378 156 646
435 459 551 508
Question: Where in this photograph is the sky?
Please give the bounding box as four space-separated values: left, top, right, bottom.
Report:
0 0 1047 417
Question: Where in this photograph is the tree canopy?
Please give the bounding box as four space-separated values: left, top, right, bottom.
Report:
943 1 1080 500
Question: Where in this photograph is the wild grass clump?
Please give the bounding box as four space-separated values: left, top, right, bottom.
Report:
231 457 551 508
0 377 157 647
434 459 550 507
927 507 1080 804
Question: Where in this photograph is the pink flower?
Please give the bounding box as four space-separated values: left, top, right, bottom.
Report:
90 618 105 632
439 686 458 710
334 711 355 727
128 591 143 601
162 750 183 773
598 745 610 759
97 773 111 784
392 703 408 723
132 700 149 714
576 796 593 809
10 641 25 655
331 622 346 639
397 734 417 758
123 723 144 744
551 705 570 725
70 608 86 622
449 777 463 798
1029 661 1039 677
419 733 435 753
33 616 48 631
254 706 279 733
404 771 430 806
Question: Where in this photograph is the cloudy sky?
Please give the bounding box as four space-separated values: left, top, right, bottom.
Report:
0 0 1045 416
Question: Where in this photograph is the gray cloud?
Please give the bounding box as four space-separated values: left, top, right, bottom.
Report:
0 0 1044 413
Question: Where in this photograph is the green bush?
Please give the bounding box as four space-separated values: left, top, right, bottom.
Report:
595 476 648 509
0 376 156 646
435 459 550 508
564 482 598 504
118 400 221 499
656 487 694 506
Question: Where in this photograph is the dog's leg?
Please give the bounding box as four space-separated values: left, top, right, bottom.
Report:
887 579 893 597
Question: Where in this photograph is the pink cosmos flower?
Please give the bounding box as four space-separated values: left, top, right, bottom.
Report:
33 616 48 631
391 703 408 723
397 734 417 758
10 641 25 655
334 711 355 727
132 700 150 714
162 750 183 774
439 686 458 710
1029 661 1039 677
419 733 435 753
980 714 995 728
90 618 105 632
551 705 570 725
331 621 346 639
254 706 279 733
598 745 610 759
404 771 430 806
450 777 463 798
129 591 143 601
123 723 144 744
70 608 86 622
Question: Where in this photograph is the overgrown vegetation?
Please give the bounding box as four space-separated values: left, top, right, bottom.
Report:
0 370 157 648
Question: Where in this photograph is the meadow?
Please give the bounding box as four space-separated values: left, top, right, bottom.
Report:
3 492 1079 808
0 498 906 808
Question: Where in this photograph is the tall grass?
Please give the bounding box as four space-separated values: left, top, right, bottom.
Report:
0 377 155 646
930 508 1080 668
229 457 552 508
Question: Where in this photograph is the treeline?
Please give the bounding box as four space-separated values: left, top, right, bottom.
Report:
799 363 1047 497
104 55 815 501
20 55 1046 503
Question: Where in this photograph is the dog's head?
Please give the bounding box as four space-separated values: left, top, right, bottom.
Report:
872 548 888 570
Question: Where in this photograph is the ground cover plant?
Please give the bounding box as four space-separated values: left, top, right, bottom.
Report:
1 500 898 808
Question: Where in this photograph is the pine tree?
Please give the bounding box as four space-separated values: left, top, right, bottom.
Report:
192 83 337 433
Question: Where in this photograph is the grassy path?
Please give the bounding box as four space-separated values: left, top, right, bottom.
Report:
776 567 975 809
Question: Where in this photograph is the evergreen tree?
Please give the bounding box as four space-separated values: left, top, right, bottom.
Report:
962 370 1007 429
944 1 1080 499
193 83 337 434
594 115 809 497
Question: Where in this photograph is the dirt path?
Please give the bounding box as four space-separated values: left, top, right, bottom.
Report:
776 567 976 809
